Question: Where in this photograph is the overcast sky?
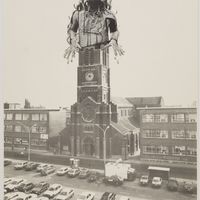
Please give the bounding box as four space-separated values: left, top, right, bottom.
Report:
3 0 198 108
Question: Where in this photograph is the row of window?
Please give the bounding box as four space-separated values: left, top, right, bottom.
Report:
142 113 196 123
4 137 47 146
120 109 132 117
4 113 48 121
4 125 47 134
143 145 197 156
142 129 196 139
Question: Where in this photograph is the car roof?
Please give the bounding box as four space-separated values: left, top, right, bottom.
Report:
50 184 62 187
61 187 73 192
153 177 161 180
60 167 68 169
81 191 95 195
119 196 130 200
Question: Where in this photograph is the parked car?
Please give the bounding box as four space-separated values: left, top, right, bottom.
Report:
4 188 7 194
31 181 50 195
139 175 149 186
151 177 162 188
4 192 24 200
42 184 63 198
87 172 101 183
25 162 39 171
41 166 56 176
16 181 35 193
14 161 28 170
79 168 90 179
127 168 136 181
183 181 196 194
36 164 49 172
13 193 37 200
53 187 74 200
104 176 123 186
119 196 131 200
4 177 14 187
4 159 12 166
100 192 116 200
77 192 95 200
67 168 80 178
5 178 26 192
56 167 70 176
167 178 178 191
36 197 50 200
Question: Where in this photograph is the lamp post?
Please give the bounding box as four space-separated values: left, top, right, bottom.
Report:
16 122 37 162
95 124 110 171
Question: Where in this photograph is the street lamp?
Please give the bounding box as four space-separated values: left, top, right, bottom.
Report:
95 124 110 171
16 122 37 162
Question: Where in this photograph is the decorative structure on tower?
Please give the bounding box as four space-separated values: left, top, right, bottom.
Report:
64 0 124 158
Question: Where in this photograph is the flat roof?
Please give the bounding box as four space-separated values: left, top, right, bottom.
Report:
148 166 170 171
137 107 196 110
4 108 61 111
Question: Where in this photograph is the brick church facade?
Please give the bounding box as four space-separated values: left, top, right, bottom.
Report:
64 47 140 160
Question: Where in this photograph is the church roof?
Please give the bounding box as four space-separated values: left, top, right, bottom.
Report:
111 118 139 135
111 97 133 107
126 96 163 107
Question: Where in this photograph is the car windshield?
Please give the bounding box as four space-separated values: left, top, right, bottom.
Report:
12 181 19 184
17 163 22 165
153 179 160 182
142 176 148 180
78 194 86 200
49 187 55 191
60 192 68 195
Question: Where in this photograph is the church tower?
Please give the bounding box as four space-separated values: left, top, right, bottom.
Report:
70 46 117 158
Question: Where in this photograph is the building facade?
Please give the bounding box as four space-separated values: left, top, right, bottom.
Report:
4 107 67 151
138 107 197 162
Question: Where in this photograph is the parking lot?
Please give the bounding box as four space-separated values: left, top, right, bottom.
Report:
4 159 197 200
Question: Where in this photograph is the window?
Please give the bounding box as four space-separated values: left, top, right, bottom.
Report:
84 124 93 132
14 138 22 144
171 114 184 123
32 126 39 133
187 147 197 156
143 130 168 138
143 146 169 154
14 125 22 132
31 139 46 146
172 130 185 139
6 114 13 120
185 114 196 123
4 137 12 144
185 131 196 139
154 114 168 123
121 110 123 117
39 127 47 134
172 146 186 155
5 125 13 132
22 114 29 121
15 114 22 120
32 114 39 121
142 114 154 122
40 114 47 121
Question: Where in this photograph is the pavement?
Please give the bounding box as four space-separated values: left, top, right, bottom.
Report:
4 159 197 200
4 147 197 169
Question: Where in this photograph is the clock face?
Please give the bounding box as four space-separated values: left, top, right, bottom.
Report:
85 72 94 81
81 106 95 122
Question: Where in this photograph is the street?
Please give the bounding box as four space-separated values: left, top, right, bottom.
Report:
4 159 197 200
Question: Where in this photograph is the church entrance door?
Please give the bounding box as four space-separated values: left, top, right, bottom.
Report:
83 137 95 156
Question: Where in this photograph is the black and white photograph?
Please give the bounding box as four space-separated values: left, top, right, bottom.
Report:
2 0 198 199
